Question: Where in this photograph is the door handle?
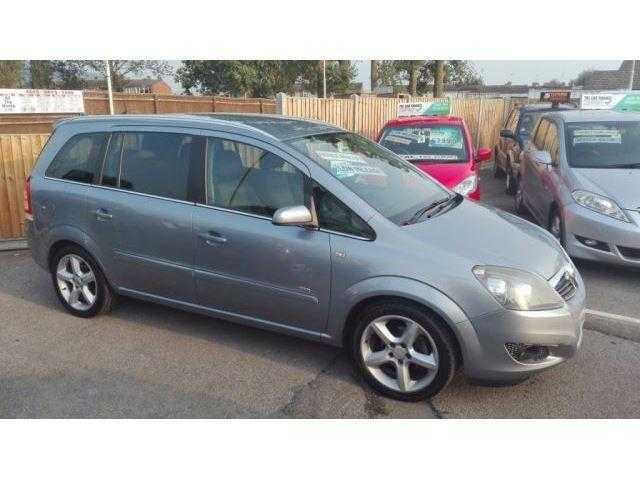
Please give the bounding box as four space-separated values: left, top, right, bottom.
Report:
95 209 113 221
199 231 227 246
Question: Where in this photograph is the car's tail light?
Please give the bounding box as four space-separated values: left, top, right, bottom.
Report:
24 175 33 220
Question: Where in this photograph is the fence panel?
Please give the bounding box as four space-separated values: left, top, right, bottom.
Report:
282 95 510 149
0 134 49 239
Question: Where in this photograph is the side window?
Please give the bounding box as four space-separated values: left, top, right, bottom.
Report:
544 122 560 165
533 119 549 150
100 133 123 187
120 132 205 201
45 132 109 183
206 137 305 217
313 182 375 239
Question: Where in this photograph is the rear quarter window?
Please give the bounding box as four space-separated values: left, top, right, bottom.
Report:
45 132 109 184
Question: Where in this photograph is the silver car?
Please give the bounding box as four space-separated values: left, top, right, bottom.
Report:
26 114 584 401
516 110 640 267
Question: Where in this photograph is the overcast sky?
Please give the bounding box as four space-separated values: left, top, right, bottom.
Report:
166 60 624 93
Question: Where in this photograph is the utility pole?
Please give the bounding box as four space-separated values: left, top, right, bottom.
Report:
323 60 327 98
105 60 114 115
628 60 636 91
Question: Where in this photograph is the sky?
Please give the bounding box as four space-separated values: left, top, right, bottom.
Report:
165 60 624 93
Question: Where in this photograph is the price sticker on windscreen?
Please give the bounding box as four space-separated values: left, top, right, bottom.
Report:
572 129 622 145
315 151 387 179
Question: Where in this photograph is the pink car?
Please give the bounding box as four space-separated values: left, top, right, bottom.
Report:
377 115 492 200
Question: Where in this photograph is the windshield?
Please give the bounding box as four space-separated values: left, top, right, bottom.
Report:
565 121 640 168
286 132 451 225
379 125 468 163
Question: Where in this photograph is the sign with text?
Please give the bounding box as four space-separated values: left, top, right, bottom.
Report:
539 91 571 104
581 93 640 112
397 98 450 117
0 89 84 114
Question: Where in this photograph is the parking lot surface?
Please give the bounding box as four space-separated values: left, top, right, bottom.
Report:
1 166 639 418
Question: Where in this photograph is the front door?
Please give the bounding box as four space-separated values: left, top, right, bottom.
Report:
192 135 331 334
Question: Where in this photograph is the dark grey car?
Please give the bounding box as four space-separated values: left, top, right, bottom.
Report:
26 114 584 401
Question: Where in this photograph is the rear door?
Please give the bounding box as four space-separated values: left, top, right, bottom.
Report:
86 128 205 303
192 134 331 334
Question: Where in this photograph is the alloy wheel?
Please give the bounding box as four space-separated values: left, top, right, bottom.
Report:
56 254 97 311
360 315 439 393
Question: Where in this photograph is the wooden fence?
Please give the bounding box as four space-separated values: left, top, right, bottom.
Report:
0 134 49 239
0 91 276 134
280 95 512 150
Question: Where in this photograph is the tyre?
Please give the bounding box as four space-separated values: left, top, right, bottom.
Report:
51 245 114 318
505 167 518 195
514 182 527 215
548 208 565 247
351 301 457 402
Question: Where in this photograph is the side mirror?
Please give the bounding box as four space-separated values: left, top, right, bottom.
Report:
533 150 552 166
475 147 492 162
272 205 316 228
500 129 516 140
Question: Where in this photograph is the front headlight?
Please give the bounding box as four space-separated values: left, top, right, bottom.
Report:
472 265 564 311
452 174 477 196
572 190 630 223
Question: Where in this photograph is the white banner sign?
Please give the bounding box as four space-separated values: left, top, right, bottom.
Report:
0 89 84 114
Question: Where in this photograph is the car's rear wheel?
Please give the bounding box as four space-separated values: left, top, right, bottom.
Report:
351 302 457 402
492 152 504 178
51 245 114 318
505 167 518 195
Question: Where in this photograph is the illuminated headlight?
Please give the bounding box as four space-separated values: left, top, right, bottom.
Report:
452 174 477 196
472 265 564 311
572 190 630 223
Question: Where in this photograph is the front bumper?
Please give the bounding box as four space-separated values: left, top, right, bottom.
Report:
455 273 585 382
564 203 640 267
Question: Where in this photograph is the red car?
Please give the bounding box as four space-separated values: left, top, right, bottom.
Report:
377 116 492 200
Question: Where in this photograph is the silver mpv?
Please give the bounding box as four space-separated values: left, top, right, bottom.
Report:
26 114 585 401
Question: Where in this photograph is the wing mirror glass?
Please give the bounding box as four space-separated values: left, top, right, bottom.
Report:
475 147 492 162
272 205 316 228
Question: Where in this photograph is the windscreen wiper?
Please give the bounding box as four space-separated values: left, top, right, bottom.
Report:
403 195 455 225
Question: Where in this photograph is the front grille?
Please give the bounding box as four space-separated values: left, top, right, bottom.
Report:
505 343 550 363
618 246 640 261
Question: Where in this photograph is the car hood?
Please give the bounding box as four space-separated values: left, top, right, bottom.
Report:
572 168 640 210
402 199 565 280
412 161 473 189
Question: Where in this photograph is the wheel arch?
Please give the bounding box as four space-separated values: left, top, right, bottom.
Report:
334 277 470 365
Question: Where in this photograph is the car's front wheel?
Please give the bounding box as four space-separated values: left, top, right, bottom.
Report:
51 245 114 318
352 301 457 402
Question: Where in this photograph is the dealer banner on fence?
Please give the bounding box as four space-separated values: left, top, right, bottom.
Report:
0 89 84 114
581 93 640 112
397 98 450 117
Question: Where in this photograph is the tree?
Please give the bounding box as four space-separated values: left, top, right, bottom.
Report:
176 60 355 97
0 61 23 88
84 61 171 91
29 61 55 88
433 60 445 98
370 60 380 92
572 69 593 87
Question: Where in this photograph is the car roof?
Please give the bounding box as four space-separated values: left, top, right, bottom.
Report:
55 113 345 142
545 109 640 123
383 115 466 128
518 103 576 113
